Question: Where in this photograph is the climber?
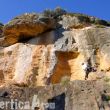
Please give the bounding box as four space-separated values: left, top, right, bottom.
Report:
82 58 92 80
82 63 89 80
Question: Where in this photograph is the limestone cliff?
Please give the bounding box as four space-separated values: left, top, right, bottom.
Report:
0 8 110 110
0 80 110 110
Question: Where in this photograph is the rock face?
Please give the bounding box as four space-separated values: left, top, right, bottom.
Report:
0 10 110 87
0 81 110 110
0 9 110 110
2 13 56 46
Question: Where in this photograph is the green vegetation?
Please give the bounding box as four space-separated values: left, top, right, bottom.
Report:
94 19 109 26
95 24 106 28
61 76 70 86
68 13 110 27
43 7 66 18
104 76 110 82
102 94 110 101
106 95 110 101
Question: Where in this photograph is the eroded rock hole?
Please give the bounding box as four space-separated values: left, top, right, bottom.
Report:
50 51 79 84
34 107 40 110
47 93 65 110
18 34 35 43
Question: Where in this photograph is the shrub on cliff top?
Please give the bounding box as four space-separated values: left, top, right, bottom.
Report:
68 13 110 26
94 18 110 26
43 7 66 18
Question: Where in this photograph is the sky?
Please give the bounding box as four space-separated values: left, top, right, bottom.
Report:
0 0 110 24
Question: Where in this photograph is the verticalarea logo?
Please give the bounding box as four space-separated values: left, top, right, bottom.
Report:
0 95 55 110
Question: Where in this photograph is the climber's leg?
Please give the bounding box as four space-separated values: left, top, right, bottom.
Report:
85 70 89 80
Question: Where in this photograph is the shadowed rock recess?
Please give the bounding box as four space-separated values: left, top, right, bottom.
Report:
0 8 110 110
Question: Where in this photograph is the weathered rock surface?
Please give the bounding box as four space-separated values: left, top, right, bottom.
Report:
2 13 56 46
0 81 110 110
0 9 110 110
1 25 110 86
